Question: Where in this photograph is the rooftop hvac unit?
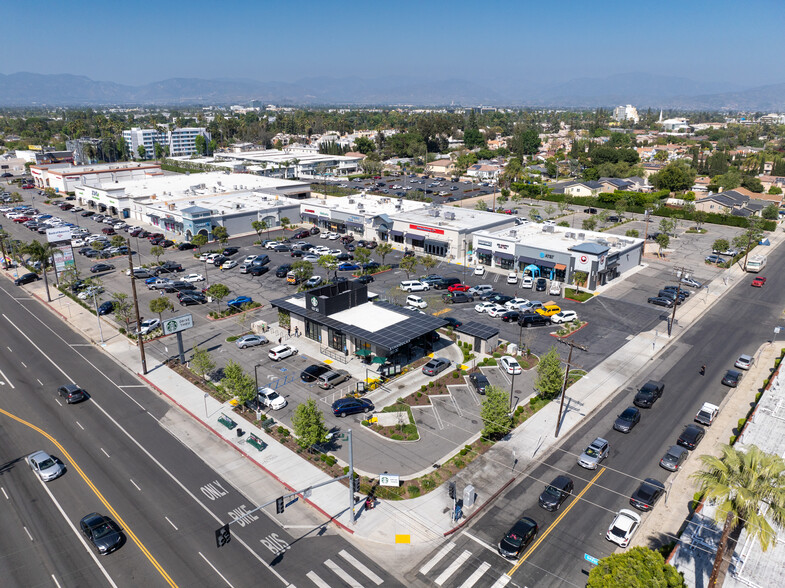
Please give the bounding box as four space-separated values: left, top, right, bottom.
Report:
348 199 354 204
428 209 440 217
577 232 586 240
168 204 175 210
444 211 456 220
564 232 574 239
542 225 555 232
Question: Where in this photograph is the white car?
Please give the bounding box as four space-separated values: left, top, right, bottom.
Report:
77 286 104 300
405 295 428 309
135 318 161 335
505 297 529 310
506 272 518 284
221 260 238 270
734 354 754 370
302 254 319 263
521 276 533 289
71 238 87 247
474 301 497 313
257 387 287 410
268 345 298 361
499 356 522 375
199 252 213 261
487 305 508 318
242 255 257 265
313 246 330 255
305 275 323 288
182 273 205 283
205 253 221 264
473 266 485 276
319 231 330 239
551 310 578 324
327 232 341 240
549 281 562 296
606 509 641 547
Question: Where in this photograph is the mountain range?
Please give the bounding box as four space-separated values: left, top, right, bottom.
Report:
1 71 783 111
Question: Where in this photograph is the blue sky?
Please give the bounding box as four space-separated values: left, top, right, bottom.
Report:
4 0 783 87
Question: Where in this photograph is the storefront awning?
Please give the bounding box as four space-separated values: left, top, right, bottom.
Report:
355 349 371 357
390 230 403 237
494 252 514 260
301 212 317 219
405 233 424 241
518 255 539 265
371 356 387 364
424 239 448 248
346 222 363 230
538 260 555 269
476 248 492 256
554 263 566 271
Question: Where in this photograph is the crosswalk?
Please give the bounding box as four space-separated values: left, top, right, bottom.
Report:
418 540 512 588
305 549 385 587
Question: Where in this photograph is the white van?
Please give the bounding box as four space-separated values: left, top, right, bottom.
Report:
400 280 429 292
406 295 428 308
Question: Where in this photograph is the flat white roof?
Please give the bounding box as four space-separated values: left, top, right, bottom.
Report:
478 224 643 254
283 296 404 332
214 149 363 165
33 161 160 176
300 193 423 216
394 204 514 232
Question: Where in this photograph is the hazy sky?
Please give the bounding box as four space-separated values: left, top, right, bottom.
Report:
4 0 783 87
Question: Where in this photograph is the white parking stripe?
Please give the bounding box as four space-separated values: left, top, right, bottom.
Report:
324 559 363 587
458 562 491 588
490 574 511 588
435 549 472 586
419 541 455 575
339 550 383 585
306 571 332 588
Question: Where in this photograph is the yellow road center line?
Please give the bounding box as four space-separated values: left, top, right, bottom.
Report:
0 407 178 587
508 468 605 576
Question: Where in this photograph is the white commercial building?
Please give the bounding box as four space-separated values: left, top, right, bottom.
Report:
209 148 363 179
123 127 211 159
30 161 163 193
613 104 640 124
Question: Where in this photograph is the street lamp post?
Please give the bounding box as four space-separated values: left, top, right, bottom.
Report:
509 370 516 413
254 364 262 392
92 290 105 345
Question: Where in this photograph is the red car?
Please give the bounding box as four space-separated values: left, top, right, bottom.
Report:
751 276 766 287
292 230 310 239
13 216 30 223
448 283 470 293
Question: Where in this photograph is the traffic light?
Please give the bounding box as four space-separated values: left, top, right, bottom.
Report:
448 482 456 500
215 524 231 548
276 496 285 514
352 476 360 492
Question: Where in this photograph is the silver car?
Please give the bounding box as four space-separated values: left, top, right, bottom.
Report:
27 450 65 482
578 437 609 469
235 334 269 349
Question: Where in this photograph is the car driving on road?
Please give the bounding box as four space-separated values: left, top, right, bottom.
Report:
27 450 65 482
498 517 538 558
80 513 124 555
578 437 609 469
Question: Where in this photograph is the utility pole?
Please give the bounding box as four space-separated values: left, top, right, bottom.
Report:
554 339 587 437
668 265 691 337
348 429 356 526
127 238 147 374
643 209 652 246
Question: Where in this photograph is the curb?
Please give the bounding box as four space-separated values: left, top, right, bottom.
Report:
138 374 355 535
444 476 516 536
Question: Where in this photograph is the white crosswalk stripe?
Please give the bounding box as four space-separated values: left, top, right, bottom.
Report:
458 561 491 588
419 541 455 575
325 558 363 588
435 549 472 586
307 570 332 588
490 573 511 587
339 549 383 585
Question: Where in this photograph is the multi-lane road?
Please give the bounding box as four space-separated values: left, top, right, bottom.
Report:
0 282 400 587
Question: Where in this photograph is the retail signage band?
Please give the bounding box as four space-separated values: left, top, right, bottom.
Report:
408 224 444 235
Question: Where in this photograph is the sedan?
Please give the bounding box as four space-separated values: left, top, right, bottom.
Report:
90 263 115 273
305 276 323 288
327 232 341 240
487 305 508 318
77 286 104 300
751 276 766 287
178 292 207 306
227 296 253 309
331 397 374 417
499 356 522 375
474 301 497 313
677 424 706 450
447 283 470 293
606 509 641 547
538 476 574 511
469 372 490 395
501 310 520 323
422 357 451 376
613 406 641 433
648 296 673 308
680 276 702 288
722 369 743 387
355 275 374 284
182 273 205 283
498 517 538 559
338 262 361 271
14 272 39 286
473 266 485 276
535 278 547 291
135 319 160 335
80 513 124 555
235 334 269 349
268 345 298 361
257 387 287 410
660 445 689 471
735 354 754 370
27 450 65 482
629 478 666 511
97 301 115 315
705 254 726 264
221 260 238 270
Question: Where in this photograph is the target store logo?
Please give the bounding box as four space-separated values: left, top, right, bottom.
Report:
580 255 588 263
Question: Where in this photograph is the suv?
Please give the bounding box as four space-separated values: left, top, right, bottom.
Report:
433 277 461 290
633 380 665 408
518 312 551 328
443 291 473 304
578 437 609 469
317 370 351 389
332 397 374 417
400 280 429 292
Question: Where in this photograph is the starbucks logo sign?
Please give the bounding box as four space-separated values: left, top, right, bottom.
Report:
310 296 318 308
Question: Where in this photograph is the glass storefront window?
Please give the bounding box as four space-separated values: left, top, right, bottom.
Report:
495 257 514 270
305 319 321 342
477 252 492 265
328 328 345 352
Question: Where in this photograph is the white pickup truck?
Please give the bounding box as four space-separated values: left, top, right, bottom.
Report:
695 402 720 426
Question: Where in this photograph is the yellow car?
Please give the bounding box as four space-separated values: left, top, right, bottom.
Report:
536 304 561 317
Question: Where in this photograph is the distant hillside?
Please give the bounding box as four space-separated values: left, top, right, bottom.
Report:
0 71 783 110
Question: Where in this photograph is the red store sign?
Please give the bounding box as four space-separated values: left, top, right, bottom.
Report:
408 224 445 235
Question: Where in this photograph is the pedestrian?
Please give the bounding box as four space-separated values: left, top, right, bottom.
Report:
294 326 299 337
288 326 291 337
278 337 282 345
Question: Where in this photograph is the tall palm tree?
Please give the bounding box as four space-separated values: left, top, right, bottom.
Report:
692 444 785 586
23 240 60 302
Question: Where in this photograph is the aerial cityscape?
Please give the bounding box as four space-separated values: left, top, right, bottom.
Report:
2 1 785 587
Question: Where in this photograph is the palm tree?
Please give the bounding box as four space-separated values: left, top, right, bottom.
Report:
692 444 785 586
23 240 59 302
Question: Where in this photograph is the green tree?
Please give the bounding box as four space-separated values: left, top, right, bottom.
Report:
587 546 685 588
154 143 164 159
206 283 231 312
659 217 675 236
582 217 597 231
318 254 338 279
420 254 438 274
22 240 58 302
650 161 697 192
190 345 215 380
353 246 371 270
292 398 329 451
475 200 488 211
732 217 765 253
655 233 670 255
221 360 256 407
510 126 542 160
110 234 127 249
191 233 207 254
353 136 376 154
712 238 730 254
137 145 147 160
112 292 134 330
614 198 628 219
768 186 782 195
148 296 174 323
534 346 564 400
194 134 207 155
693 209 708 230
762 203 779 220
150 245 165 264
291 260 314 285
597 209 610 227
399 254 419 279
479 385 511 439
741 176 764 193
376 243 393 266
251 220 268 241
625 229 640 238
211 225 229 248
280 217 290 232
692 444 785 587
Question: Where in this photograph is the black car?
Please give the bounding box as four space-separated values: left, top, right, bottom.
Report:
498 517 538 559
538 475 574 511
433 277 461 290
583 207 598 214
355 274 374 284
222 247 239 256
535 278 547 291
58 384 86 403
80 513 124 555
290 250 304 258
613 406 641 433
487 294 512 305
275 264 293 277
301 364 331 383
250 265 269 276
657 290 684 304
178 242 197 250
331 397 374 417
160 239 175 248
629 478 666 511
518 312 551 328
80 210 95 217
722 369 742 387
329 276 348 285
164 281 195 293
662 285 690 298
178 292 207 306
273 244 290 253
14 272 39 286
677 424 706 450
501 310 520 323
335 252 354 261
155 262 183 274
97 301 115 315
443 292 473 304
90 263 115 273
633 380 664 408
212 255 229 267
469 372 490 395
647 296 674 308
420 275 444 286
442 316 462 329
